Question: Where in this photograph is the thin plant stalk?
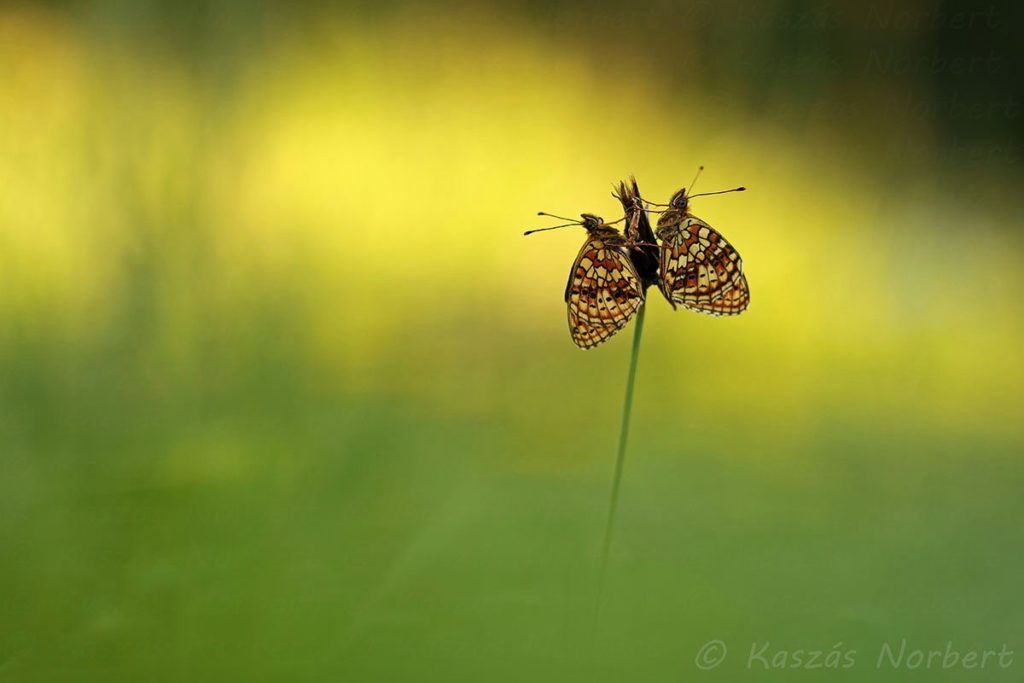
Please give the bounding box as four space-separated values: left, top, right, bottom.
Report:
595 302 646 619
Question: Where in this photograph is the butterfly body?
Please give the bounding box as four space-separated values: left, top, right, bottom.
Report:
563 214 645 350
655 188 750 316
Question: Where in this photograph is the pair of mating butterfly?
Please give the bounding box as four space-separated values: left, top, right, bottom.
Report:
525 169 749 349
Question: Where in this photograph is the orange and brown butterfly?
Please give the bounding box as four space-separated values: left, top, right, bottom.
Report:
524 212 644 349
651 167 750 316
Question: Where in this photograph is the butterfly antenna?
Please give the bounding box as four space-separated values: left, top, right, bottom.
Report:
639 197 670 208
687 186 746 199
524 211 583 236
536 211 579 223
687 165 704 195
523 223 581 235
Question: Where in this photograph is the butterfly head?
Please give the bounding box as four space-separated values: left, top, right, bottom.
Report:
580 214 623 241
526 211 621 237
658 184 746 223
660 166 744 215
667 189 690 212
651 189 691 229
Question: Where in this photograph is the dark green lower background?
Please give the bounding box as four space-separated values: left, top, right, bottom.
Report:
2 322 1020 682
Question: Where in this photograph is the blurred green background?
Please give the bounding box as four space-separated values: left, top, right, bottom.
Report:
2 1 1023 681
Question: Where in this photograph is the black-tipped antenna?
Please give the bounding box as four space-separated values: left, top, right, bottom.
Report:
524 222 579 235
688 186 745 199
688 165 705 195
525 211 583 236
536 211 579 223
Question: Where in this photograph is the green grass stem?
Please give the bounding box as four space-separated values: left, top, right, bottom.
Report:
595 302 646 621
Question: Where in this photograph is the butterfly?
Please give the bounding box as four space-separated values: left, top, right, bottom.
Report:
651 168 749 316
525 212 644 349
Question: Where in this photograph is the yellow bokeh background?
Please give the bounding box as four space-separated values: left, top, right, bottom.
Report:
3 7 1021 435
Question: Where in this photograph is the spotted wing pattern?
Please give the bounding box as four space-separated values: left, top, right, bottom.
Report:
658 215 749 315
565 237 644 349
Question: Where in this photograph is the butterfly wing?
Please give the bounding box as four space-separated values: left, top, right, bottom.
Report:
658 215 749 316
565 236 645 349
